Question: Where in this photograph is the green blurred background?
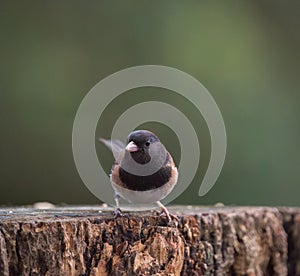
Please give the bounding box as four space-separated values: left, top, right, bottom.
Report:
1 2 299 206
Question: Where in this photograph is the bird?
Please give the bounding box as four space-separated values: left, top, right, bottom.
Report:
100 130 178 221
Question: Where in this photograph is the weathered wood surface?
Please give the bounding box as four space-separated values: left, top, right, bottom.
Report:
0 206 299 276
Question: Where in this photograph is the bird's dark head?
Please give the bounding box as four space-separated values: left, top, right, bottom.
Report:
124 130 161 164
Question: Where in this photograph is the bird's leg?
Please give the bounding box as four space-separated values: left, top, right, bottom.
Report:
115 193 120 207
113 193 124 218
156 201 178 222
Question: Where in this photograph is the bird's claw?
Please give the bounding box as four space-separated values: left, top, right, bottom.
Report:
113 208 127 219
155 201 179 226
160 210 178 221
151 209 161 216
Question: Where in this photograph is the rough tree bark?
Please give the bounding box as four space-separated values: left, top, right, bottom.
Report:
0 206 299 276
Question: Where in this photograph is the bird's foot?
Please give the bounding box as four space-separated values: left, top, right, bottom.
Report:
156 201 179 226
151 209 161 216
113 208 127 219
159 208 179 223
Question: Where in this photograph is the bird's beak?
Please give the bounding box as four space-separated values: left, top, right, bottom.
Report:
125 141 139 152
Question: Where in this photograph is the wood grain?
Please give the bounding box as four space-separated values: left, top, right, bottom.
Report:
0 206 299 275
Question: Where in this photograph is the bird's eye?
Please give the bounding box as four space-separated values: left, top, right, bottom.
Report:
145 141 150 147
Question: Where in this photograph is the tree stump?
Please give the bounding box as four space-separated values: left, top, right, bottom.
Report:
0 206 299 275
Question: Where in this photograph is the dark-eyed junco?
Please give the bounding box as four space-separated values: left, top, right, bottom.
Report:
100 130 178 221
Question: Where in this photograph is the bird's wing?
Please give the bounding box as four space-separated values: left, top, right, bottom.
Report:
99 138 125 160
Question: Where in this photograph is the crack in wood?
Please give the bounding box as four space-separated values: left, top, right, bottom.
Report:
0 206 299 275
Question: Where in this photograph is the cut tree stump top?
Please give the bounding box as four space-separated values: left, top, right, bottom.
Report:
0 205 299 276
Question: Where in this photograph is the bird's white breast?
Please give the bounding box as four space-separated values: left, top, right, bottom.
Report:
110 168 178 204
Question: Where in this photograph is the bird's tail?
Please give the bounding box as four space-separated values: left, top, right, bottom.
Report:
99 138 125 159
